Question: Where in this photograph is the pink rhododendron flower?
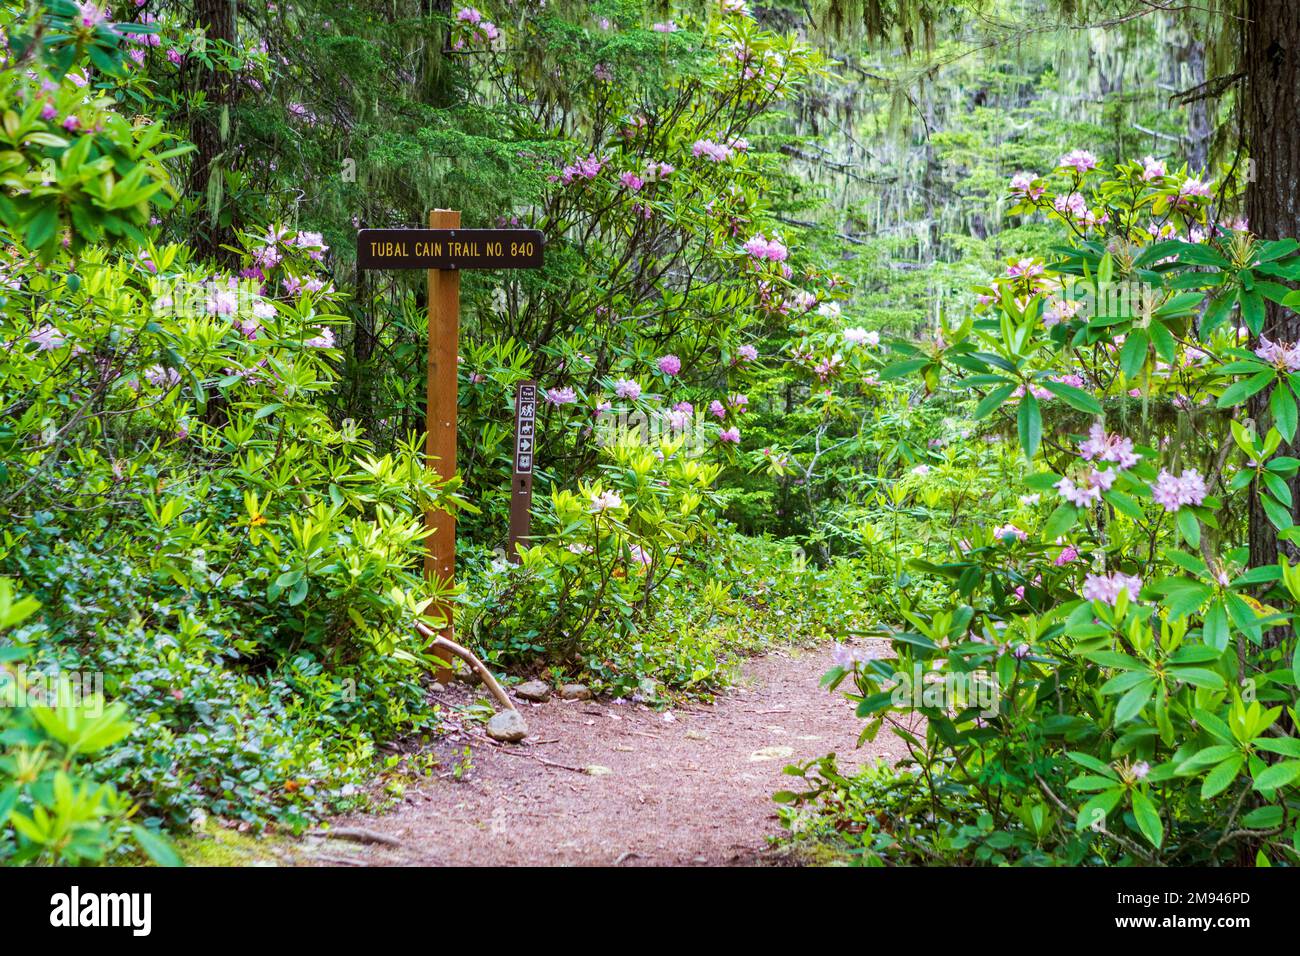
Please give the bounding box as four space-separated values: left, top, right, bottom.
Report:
666 409 691 430
76 2 109 29
718 427 740 443
657 354 681 376
545 387 577 405
619 171 644 191
1179 177 1212 199
1079 422 1141 469
613 378 641 400
560 154 603 185
304 327 335 348
813 353 843 380
692 139 734 162
643 160 674 181
29 323 66 350
590 489 622 512
1006 258 1044 279
1082 571 1142 606
1054 544 1079 566
709 400 726 419
1139 155 1166 180
742 233 788 261
1054 192 1089 220
1254 335 1300 372
144 364 180 389
1009 172 1045 199
1058 149 1099 173
992 523 1028 543
1150 468 1207 511
1056 468 1116 507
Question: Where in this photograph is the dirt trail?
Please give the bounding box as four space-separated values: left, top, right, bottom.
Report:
295 640 907 867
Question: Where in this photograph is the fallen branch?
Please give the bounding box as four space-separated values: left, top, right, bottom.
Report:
307 826 403 848
414 620 517 714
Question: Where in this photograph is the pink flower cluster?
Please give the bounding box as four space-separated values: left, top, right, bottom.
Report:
743 233 788 261
453 7 499 45
1079 422 1141 470
76 2 109 29
1254 335 1300 372
657 354 681 376
561 154 603 185
1056 467 1117 507
1139 156 1166 181
1058 149 1099 174
1150 468 1207 512
545 386 576 405
692 139 735 163
1009 172 1045 200
992 523 1028 543
1081 571 1142 606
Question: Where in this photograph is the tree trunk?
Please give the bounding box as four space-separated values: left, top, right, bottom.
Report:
189 0 239 262
1182 39 1211 174
1245 0 1300 583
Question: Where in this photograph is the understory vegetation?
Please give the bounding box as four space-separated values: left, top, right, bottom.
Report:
4 0 1300 867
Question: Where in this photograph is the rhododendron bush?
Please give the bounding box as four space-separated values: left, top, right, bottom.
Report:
779 155 1300 864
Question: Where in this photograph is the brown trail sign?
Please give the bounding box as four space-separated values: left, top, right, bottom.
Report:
509 380 537 563
357 212 544 677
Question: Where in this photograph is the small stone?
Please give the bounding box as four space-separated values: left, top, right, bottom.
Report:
685 729 708 741
428 681 446 694
584 765 613 776
486 710 528 743
559 683 592 700
748 746 795 762
515 680 552 702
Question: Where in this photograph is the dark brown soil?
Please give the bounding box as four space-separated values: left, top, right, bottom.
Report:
297 640 910 867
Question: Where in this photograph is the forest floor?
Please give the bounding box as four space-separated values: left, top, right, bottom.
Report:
328 639 913 867
198 640 910 867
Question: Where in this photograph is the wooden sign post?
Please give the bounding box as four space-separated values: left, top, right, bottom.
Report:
357 214 544 676
508 380 537 562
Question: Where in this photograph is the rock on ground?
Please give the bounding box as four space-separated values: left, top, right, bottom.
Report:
486 709 529 743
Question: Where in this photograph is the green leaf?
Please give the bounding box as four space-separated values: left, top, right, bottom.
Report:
880 359 930 380
1075 788 1123 832
131 824 183 867
1200 291 1236 338
1131 790 1164 848
1169 667 1225 690
973 382 1015 419
1042 502 1079 539
1241 290 1266 335
1202 754 1245 799
1217 370 1275 408
1119 330 1148 379
1115 678 1156 725
1041 379 1103 413
1017 393 1041 459
1253 760 1300 791
1203 600 1230 651
1271 384 1298 443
